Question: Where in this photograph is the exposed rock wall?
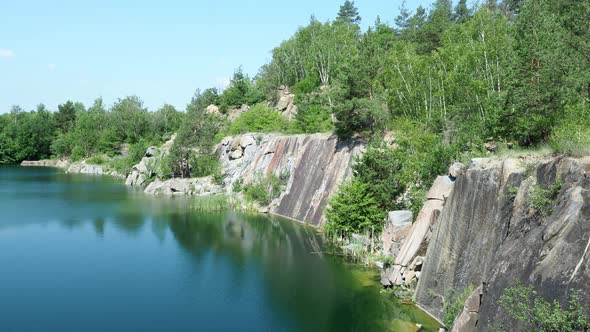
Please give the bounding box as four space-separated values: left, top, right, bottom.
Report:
219 133 363 225
415 157 590 331
129 133 363 226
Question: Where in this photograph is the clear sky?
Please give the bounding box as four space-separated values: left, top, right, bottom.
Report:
0 0 435 113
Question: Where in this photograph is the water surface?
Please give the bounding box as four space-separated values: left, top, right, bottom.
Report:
0 166 438 331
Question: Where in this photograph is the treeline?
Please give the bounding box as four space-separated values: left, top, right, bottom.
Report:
0 69 264 174
0 98 182 167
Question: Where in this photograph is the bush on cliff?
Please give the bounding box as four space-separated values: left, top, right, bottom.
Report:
228 104 287 135
243 172 287 206
324 180 386 239
496 282 589 332
549 104 590 157
352 120 454 217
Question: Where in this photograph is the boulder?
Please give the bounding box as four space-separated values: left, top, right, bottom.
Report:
230 148 243 160
80 164 104 175
206 104 220 116
276 94 293 111
145 146 158 157
228 104 250 121
381 210 413 257
409 256 424 271
240 135 256 148
449 162 466 179
404 270 417 286
283 103 297 120
426 175 455 201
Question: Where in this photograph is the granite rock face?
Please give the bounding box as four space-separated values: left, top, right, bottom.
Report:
127 133 363 226
218 133 363 225
415 157 590 331
381 175 456 286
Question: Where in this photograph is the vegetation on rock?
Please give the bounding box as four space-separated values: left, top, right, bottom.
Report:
496 282 589 332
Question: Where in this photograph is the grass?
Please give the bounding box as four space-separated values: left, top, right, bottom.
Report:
189 195 229 211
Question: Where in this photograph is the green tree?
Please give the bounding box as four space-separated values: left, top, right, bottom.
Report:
55 101 77 133
111 96 149 143
325 180 386 238
454 0 471 23
336 1 361 25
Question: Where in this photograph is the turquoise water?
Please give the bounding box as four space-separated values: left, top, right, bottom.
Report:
0 166 438 332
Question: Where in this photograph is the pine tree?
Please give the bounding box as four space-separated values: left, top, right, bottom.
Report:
395 1 411 31
336 1 361 25
454 0 470 23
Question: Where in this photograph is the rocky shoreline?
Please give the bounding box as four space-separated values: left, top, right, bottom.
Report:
20 159 125 178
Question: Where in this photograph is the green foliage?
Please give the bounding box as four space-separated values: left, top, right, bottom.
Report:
498 282 589 332
228 104 287 135
529 179 562 217
110 96 150 144
443 286 475 327
167 90 223 178
110 139 152 175
550 104 590 157
336 1 361 25
232 178 244 193
55 101 78 133
190 154 221 178
294 97 333 133
242 172 287 206
324 180 386 239
353 120 454 216
219 68 264 111
334 98 388 137
86 154 108 165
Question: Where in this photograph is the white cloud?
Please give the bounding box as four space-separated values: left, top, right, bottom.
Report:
0 49 15 58
48 63 56 71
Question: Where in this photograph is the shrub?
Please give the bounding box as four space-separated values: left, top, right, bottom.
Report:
443 286 475 327
109 139 152 175
229 104 287 134
295 103 333 133
529 179 562 217
190 154 220 178
353 119 454 216
497 282 589 332
86 154 108 165
550 104 590 157
242 172 287 206
324 180 386 239
293 77 319 94
71 146 86 162
333 98 389 138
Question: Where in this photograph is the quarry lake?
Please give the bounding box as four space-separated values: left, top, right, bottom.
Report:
0 166 438 332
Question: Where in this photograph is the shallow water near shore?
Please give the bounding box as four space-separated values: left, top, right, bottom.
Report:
0 166 440 332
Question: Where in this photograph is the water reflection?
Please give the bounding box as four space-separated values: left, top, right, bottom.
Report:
0 166 440 331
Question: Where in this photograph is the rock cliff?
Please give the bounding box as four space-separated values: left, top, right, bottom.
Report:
128 133 363 226
414 156 590 331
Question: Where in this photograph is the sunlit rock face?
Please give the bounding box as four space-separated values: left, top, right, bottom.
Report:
217 133 364 226
415 157 590 331
127 133 363 226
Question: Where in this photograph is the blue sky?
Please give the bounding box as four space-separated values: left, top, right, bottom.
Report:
0 0 435 113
